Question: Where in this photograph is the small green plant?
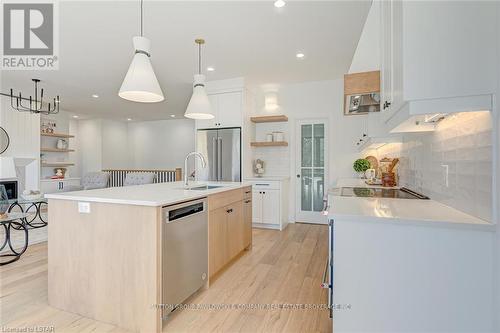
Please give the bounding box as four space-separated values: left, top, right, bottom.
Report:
353 158 371 173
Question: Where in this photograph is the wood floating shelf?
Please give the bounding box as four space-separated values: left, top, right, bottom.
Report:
251 141 288 147
41 163 75 167
250 115 288 123
41 148 75 153
41 132 75 138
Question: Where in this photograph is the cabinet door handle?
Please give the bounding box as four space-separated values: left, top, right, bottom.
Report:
226 208 233 214
244 200 251 204
245 190 251 194
383 101 391 110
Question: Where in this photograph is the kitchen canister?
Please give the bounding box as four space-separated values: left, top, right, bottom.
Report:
272 131 284 142
266 133 274 142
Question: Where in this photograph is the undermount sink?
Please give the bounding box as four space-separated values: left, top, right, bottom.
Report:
186 185 223 191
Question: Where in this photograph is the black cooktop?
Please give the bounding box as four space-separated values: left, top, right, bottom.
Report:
340 187 430 200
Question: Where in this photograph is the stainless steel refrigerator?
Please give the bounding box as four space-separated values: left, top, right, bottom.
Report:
196 127 241 182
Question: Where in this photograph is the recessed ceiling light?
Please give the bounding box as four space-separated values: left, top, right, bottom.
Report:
207 67 215 72
274 0 286 8
92 94 99 98
170 114 176 118
127 118 132 121
296 53 305 59
72 115 79 119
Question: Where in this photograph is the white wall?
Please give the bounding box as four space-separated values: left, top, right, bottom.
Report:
0 92 40 161
348 0 380 74
252 79 368 222
75 118 195 177
128 119 195 170
0 78 40 191
101 120 131 169
77 118 132 174
77 119 103 176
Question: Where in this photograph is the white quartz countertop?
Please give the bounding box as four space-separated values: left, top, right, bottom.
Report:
45 181 251 207
328 179 493 231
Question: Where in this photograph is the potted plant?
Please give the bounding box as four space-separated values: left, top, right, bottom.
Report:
353 158 371 179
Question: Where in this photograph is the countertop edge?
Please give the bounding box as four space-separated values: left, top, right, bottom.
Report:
45 182 251 207
328 212 495 232
46 195 173 207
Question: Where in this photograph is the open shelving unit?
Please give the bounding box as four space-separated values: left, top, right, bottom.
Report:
250 114 289 148
41 132 75 138
250 141 288 147
41 148 75 153
250 115 288 123
41 162 75 167
40 118 77 178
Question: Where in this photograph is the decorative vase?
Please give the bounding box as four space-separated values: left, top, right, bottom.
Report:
57 139 67 149
0 185 9 218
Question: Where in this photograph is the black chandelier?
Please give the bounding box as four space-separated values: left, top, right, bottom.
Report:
1 79 60 115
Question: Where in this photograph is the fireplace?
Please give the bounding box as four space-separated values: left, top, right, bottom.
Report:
0 180 18 200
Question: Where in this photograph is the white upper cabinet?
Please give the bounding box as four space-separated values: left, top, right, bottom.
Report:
380 0 392 112
195 91 243 129
217 91 242 128
403 1 497 100
380 0 497 126
195 94 218 129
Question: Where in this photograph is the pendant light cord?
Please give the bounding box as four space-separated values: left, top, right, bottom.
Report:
140 0 143 36
198 42 202 75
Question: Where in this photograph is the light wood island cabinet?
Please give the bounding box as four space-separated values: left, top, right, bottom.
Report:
208 186 252 279
46 182 252 333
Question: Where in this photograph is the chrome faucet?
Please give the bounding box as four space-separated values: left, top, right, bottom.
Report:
184 152 207 187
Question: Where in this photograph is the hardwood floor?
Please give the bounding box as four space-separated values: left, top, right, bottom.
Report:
0 223 331 333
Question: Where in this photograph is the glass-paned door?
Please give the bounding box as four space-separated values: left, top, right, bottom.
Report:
296 119 328 224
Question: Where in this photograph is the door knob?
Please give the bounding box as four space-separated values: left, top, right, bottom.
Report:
296 174 301 178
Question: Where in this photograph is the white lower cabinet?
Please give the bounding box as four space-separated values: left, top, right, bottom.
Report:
246 178 289 230
261 190 279 225
40 178 81 194
251 190 263 224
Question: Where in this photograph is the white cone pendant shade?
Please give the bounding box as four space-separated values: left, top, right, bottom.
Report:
119 36 164 103
185 74 214 119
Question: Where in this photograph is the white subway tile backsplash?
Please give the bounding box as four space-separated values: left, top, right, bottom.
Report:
377 111 493 222
252 146 290 177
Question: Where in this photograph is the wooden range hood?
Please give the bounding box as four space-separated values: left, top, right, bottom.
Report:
343 70 381 115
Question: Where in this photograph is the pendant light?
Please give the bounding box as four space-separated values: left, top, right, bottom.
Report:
184 39 214 119
119 0 164 103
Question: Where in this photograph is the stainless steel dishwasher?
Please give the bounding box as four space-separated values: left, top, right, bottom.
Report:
162 198 208 316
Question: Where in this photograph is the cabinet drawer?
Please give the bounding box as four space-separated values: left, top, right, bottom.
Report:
208 188 244 211
242 186 252 199
248 181 280 190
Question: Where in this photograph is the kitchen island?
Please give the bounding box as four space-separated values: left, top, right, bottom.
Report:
327 180 495 332
45 181 252 333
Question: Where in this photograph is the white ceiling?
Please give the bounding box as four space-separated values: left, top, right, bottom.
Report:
2 1 371 121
